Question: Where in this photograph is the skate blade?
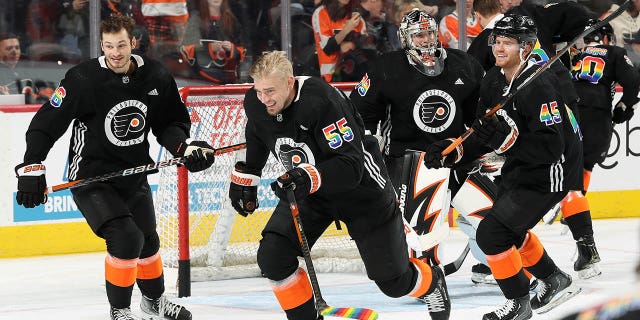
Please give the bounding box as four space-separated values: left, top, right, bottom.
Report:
471 276 498 286
535 286 582 314
577 264 602 280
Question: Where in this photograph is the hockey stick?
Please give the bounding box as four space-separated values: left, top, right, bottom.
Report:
441 0 631 156
285 188 379 320
444 242 470 276
45 142 247 194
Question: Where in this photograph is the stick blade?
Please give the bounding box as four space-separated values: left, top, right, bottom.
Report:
320 306 379 320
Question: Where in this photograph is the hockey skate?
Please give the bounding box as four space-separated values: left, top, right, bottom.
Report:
110 306 139 320
574 235 601 279
471 263 497 285
417 265 450 320
530 269 581 314
482 295 532 320
140 295 192 320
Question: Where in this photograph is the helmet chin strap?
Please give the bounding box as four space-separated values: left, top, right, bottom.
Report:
503 45 532 96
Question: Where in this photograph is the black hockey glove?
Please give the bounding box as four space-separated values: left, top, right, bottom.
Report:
229 161 261 217
178 140 215 172
471 113 517 154
423 139 463 169
270 164 322 202
15 163 48 208
612 101 635 124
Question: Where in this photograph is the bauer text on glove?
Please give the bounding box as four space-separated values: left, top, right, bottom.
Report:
229 161 261 216
15 162 48 208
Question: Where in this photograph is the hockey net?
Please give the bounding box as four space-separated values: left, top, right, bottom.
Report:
154 84 365 282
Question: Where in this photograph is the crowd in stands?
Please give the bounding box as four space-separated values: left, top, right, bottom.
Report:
1 0 640 92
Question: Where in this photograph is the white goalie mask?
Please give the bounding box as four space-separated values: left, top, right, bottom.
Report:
398 9 444 76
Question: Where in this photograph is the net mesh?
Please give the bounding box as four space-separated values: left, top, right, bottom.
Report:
154 86 363 280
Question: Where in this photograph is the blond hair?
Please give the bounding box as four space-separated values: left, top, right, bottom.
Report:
250 51 293 81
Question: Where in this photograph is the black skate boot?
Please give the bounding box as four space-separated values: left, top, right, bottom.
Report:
530 269 581 314
471 263 497 285
482 295 532 320
110 306 138 320
574 235 601 279
140 295 192 320
417 265 450 320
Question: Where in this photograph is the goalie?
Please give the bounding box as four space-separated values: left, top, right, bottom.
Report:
350 8 499 285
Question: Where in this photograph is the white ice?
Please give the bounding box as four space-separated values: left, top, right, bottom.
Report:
1 218 638 320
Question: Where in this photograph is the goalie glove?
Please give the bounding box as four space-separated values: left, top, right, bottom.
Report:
229 161 261 216
15 163 48 208
612 101 635 124
423 138 463 169
471 112 518 154
271 164 322 202
177 140 215 172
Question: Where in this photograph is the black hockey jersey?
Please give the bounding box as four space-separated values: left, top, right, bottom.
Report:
467 27 495 72
479 62 583 192
570 44 640 110
243 76 395 211
23 54 190 181
349 49 486 161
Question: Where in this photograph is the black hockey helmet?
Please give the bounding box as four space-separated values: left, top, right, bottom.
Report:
583 18 615 44
489 14 538 47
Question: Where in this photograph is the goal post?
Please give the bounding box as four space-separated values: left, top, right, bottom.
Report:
154 83 364 297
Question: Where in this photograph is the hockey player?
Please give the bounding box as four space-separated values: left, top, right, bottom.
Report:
566 19 640 278
14 15 214 320
350 8 498 285
228 51 450 320
425 14 582 319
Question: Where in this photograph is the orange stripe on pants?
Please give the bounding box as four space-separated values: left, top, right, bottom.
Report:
272 268 313 310
583 170 591 192
105 255 138 287
561 191 590 219
137 252 163 280
519 231 544 268
486 246 522 280
408 258 433 297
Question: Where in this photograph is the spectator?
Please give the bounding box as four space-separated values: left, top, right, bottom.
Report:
603 0 640 47
388 0 437 50
179 0 247 84
0 33 54 103
141 0 189 59
439 0 482 49
356 0 395 55
311 0 367 82
58 0 89 61
623 31 640 68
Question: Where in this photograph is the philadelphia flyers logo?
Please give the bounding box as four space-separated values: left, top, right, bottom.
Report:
413 89 456 133
275 137 315 170
104 100 148 147
113 113 146 138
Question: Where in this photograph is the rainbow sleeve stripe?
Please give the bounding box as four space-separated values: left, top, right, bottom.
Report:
320 306 379 320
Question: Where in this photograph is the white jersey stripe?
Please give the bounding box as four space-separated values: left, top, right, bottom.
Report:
362 145 386 189
68 121 87 180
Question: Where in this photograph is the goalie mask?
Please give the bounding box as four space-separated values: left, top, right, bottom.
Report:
583 19 615 44
399 9 444 76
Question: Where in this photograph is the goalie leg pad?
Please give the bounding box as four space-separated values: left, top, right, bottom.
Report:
451 172 497 229
457 215 487 265
397 150 451 259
